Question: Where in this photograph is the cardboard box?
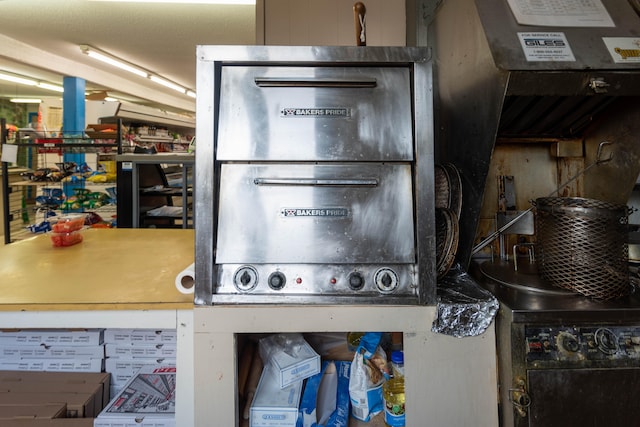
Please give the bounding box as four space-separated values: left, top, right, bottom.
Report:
0 345 105 359
0 371 111 409
103 329 176 344
259 335 320 389
105 343 176 358
1 419 94 427
0 392 94 418
0 403 67 419
95 365 175 427
250 364 302 427
0 380 104 417
0 330 103 346
105 358 176 387
93 418 175 427
0 358 103 373
299 361 351 427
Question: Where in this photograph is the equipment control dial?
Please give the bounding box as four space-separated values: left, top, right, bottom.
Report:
233 266 259 292
348 272 365 290
595 328 619 355
268 272 286 290
557 332 579 353
374 268 399 293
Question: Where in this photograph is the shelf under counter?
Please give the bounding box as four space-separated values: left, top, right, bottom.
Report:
194 304 499 427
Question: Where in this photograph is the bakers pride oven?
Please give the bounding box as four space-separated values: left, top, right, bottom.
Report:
194 46 436 305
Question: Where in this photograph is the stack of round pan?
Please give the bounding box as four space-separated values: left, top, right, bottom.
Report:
435 163 462 279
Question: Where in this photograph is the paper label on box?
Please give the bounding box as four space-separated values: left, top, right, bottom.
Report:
250 365 302 427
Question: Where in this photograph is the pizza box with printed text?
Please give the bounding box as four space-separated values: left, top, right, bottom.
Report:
95 365 176 427
105 343 176 358
102 329 176 344
104 358 176 387
0 330 103 346
0 358 103 373
0 345 105 359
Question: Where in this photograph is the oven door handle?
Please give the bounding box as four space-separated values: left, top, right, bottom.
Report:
254 177 379 186
254 77 377 88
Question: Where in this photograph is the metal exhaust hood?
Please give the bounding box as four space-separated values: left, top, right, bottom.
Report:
428 0 640 268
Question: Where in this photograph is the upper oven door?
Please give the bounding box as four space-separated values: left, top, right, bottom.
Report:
215 163 415 265
217 66 414 161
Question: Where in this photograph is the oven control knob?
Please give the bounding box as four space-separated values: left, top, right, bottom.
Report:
374 268 399 293
561 334 579 353
268 272 286 290
555 332 582 360
595 328 619 355
233 266 258 292
347 272 365 291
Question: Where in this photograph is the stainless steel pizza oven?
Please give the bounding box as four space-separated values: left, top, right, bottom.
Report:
194 46 436 305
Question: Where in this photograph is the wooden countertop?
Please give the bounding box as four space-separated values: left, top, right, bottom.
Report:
0 228 194 311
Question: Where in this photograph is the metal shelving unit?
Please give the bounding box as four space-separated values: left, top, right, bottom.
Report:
1 118 122 244
115 153 194 229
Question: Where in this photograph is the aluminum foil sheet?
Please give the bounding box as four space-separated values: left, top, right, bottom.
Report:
432 263 499 337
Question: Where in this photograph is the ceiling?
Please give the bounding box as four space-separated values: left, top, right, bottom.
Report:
0 0 257 117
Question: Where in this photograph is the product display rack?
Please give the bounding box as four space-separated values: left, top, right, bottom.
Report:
1 118 122 244
115 153 194 229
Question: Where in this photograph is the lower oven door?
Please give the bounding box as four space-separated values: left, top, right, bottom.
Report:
216 162 415 264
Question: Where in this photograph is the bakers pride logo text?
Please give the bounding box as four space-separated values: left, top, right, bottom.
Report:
281 107 350 117
281 208 349 217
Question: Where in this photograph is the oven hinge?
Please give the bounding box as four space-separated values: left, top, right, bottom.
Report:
509 377 531 418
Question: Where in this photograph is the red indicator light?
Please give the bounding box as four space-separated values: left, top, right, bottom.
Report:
296 277 302 284
330 278 337 284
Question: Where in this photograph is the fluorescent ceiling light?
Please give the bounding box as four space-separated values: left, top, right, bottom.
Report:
10 98 42 104
80 45 194 97
37 82 64 92
149 75 187 94
90 0 255 4
80 45 148 78
0 72 37 86
0 71 64 93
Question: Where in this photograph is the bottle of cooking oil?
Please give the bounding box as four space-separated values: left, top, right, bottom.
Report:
382 375 405 426
390 350 404 378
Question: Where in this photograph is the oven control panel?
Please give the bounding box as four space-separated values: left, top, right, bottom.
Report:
525 326 640 365
212 263 418 303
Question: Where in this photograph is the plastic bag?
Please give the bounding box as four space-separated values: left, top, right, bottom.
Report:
348 332 389 422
